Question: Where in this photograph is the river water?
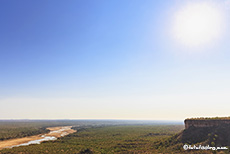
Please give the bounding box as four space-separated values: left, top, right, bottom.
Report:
9 136 57 148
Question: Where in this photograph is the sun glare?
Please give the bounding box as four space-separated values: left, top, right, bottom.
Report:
173 2 224 47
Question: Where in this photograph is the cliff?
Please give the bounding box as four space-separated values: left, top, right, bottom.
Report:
155 117 230 151
185 118 230 129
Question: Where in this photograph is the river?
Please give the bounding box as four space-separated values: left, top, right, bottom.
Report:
0 126 76 150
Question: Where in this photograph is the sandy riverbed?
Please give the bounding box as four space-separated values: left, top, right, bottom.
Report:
0 126 76 150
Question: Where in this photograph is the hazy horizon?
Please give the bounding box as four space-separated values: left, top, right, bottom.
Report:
1 0 230 120
0 118 183 121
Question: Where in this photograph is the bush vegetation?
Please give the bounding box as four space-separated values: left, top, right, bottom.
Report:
0 125 184 154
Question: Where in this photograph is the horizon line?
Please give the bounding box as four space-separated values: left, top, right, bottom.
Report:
0 118 184 121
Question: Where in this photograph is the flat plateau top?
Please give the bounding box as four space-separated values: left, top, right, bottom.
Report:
185 117 230 120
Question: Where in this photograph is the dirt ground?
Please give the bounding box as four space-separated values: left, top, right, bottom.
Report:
0 126 76 150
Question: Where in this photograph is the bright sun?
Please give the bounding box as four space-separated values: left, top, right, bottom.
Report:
173 2 224 47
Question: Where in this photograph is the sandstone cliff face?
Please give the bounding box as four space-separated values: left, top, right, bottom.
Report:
184 119 230 129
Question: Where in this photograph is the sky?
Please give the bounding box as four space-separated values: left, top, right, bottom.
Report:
0 0 230 120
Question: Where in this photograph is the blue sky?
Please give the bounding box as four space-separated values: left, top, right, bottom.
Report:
1 0 230 120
